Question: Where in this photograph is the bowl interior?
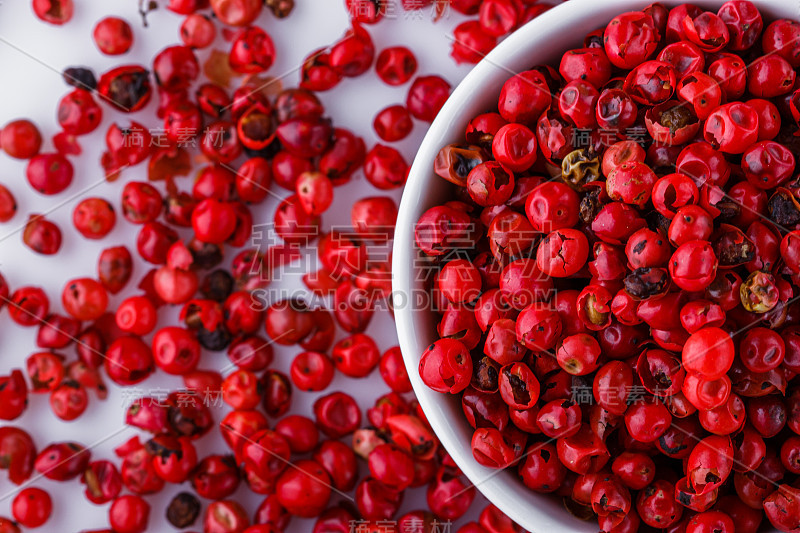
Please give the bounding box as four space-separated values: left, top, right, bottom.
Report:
392 0 794 530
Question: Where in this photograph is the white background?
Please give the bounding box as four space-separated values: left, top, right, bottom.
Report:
0 0 489 531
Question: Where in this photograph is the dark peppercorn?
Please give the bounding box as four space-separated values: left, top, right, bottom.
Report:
166 492 200 529
63 67 97 91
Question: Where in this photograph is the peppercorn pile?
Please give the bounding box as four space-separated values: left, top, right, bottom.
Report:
0 0 569 532
417 2 800 532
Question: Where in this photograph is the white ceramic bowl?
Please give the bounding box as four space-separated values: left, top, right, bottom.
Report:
393 0 795 530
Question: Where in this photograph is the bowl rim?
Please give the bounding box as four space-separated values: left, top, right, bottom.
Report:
392 0 794 530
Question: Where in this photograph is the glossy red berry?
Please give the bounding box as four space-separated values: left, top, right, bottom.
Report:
682 327 734 381
229 26 276 73
109 284 151 336
73 197 116 239
537 229 589 278
375 46 417 86
105 336 154 386
109 495 150 533
49 381 88 420
11 487 51 528
1 119 42 159
26 152 73 195
180 13 216 48
556 334 601 376
93 17 133 55
152 327 201 375
669 241 718 291
407 76 451 122
23 215 62 255
276 459 331 518
704 102 759 154
32 0 73 25
364 144 408 190
379 346 412 393
58 89 102 135
604 11 659 69
419 339 472 394
332 334 380 378
624 398 672 443
742 140 796 189
373 105 413 142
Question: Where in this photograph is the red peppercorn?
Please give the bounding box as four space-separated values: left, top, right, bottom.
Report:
537 229 589 278
32 0 73 25
681 11 730 52
73 197 116 239
35 442 90 481
180 13 216 48
229 27 276 73
604 11 659 69
49 380 88 420
669 205 713 246
109 495 150 533
11 487 51 528
314 439 358 492
379 346 412 393
0 369 27 422
152 327 201 375
57 89 103 136
407 75 451 122
624 61 677 105
22 215 62 255
290 351 334 392
295 171 333 216
636 480 683 528
203 500 250 533
114 295 156 336
276 459 332 518
1 119 42 159
153 46 199 92
742 140 796 189
704 102 760 154
105 336 154 386
373 105 413 142
314 392 361 438
452 21 497 64
26 152 73 195
764 18 800 66
607 161 658 207
97 65 153 113
364 144 409 190
260 369 292 418
80 460 122 505
300 47 343 92
498 70 551 126
351 196 397 242
330 24 375 77
275 118 332 159
624 398 672 443
669 241 719 291
35 313 80 349
557 334 602 376
319 127 366 185
0 426 36 485
332 333 380 378
518 442 565 493
657 41 705 78
427 466 475 521
105 121 152 165
93 17 134 55
26 352 62 393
